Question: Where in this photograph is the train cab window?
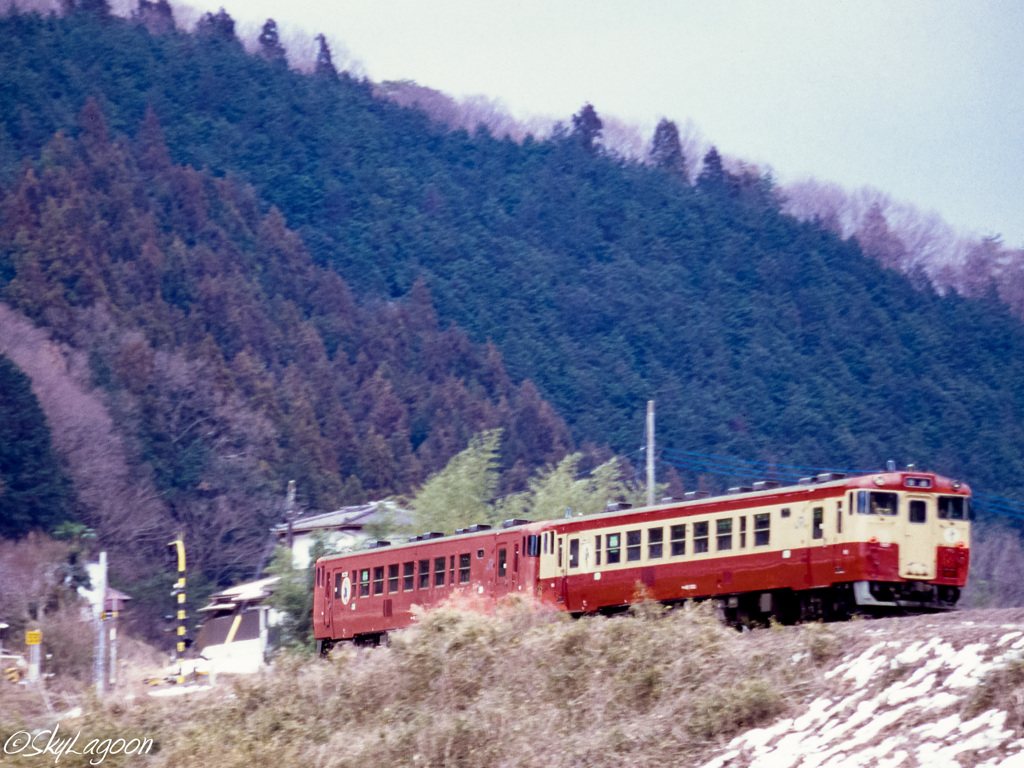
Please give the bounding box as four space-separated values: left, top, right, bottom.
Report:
717 519 733 551
693 522 709 553
373 566 385 595
498 548 507 577
938 496 967 520
526 535 540 557
403 562 415 591
359 569 370 597
569 538 579 568
607 533 621 564
418 560 430 589
459 553 471 583
388 564 399 593
434 557 446 587
739 516 747 548
334 572 342 599
812 508 824 539
648 527 664 559
754 514 770 546
670 524 686 556
595 535 602 566
626 530 642 562
909 500 927 524
858 491 898 516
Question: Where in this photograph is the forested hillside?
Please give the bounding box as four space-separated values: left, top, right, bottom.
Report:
3 5 1024 609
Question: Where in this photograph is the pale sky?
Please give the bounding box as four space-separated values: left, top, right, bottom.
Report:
179 0 1024 248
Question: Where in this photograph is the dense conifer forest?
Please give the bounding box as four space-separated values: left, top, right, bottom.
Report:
2 5 1024 617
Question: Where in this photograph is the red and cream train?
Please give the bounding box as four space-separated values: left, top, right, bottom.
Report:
313 469 971 650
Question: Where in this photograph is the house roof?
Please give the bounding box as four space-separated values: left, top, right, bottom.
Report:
270 500 412 535
199 576 281 612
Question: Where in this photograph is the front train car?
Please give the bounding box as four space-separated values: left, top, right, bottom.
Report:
532 470 970 623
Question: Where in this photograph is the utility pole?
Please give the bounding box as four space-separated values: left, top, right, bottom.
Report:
93 551 107 696
646 400 656 507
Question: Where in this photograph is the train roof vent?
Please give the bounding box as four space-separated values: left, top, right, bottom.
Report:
606 502 633 511
752 481 780 491
408 535 422 542
454 528 469 535
728 486 754 494
683 491 710 500
661 496 686 502
501 518 530 529
816 472 846 482
422 531 445 540
370 540 392 548
468 524 492 532
798 476 815 485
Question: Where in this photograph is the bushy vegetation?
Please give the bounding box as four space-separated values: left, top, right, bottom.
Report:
0 602 834 768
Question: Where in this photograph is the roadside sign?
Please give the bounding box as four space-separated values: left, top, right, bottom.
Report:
25 631 41 645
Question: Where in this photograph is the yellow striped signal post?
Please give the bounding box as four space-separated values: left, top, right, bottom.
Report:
168 536 187 684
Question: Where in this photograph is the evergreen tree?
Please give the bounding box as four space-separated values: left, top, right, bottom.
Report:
411 429 502 534
697 146 727 191
571 103 603 155
258 19 286 63
196 8 236 41
649 118 686 180
0 355 73 537
315 34 337 79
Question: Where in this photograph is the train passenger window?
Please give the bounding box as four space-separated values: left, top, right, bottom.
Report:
569 538 579 568
670 524 686 556
607 533 621 564
693 522 709 553
781 507 791 518
938 496 967 521
388 564 399 593
717 519 732 551
373 566 384 596
909 500 926 524
526 535 540 557
754 514 770 546
403 562 415 591
595 535 602 566
434 557 446 587
812 508 824 540
359 569 370 597
498 548 507 577
627 530 642 562
648 527 664 559
459 553 471 583
334 572 342 599
739 516 747 548
418 560 430 589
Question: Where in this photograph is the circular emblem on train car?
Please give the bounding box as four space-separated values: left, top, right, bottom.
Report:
341 575 352 605
943 527 960 545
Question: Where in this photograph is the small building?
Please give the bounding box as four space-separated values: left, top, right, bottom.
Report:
194 577 280 675
270 500 412 569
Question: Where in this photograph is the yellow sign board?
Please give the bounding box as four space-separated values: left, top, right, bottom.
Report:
25 630 41 645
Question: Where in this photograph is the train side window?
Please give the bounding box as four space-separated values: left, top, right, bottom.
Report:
569 538 579 568
527 535 540 557
403 562 415 591
648 527 664 559
334 572 342 599
754 514 770 546
434 557 446 587
450 555 456 585
607 533 621 564
812 508 824 539
670 524 686 556
514 544 519 572
837 501 843 533
739 516 747 548
459 553 471 583
373 566 385 595
626 530 642 562
498 548 507 577
909 500 927 524
938 496 967 521
418 559 430 589
781 507 791 518
557 538 563 568
595 535 602 566
717 519 732 551
693 522 709 553
388 564 399 593
359 569 370 597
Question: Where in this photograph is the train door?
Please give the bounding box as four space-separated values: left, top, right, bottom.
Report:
323 567 333 633
494 535 513 598
900 495 936 579
790 502 811 586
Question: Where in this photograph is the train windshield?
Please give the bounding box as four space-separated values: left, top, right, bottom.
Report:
938 496 969 521
856 491 898 516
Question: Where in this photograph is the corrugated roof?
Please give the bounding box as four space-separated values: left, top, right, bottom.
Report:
270 501 412 534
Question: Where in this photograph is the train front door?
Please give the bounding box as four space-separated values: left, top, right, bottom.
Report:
900 495 936 580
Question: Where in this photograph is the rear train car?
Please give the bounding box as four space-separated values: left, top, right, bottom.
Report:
313 469 970 648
